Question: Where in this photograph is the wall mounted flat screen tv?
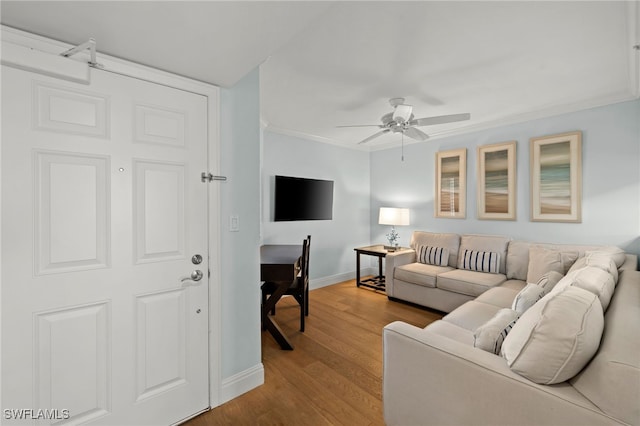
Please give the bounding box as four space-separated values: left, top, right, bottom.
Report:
274 175 334 221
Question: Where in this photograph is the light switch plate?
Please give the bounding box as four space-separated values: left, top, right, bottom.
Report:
230 215 239 232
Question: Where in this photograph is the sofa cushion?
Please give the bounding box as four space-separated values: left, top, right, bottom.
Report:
394 262 453 288
553 266 615 311
507 241 582 281
442 300 501 331
570 269 640 426
457 234 510 274
526 246 564 283
474 286 520 308
459 249 500 274
416 245 449 267
505 241 532 280
569 251 619 283
535 270 564 294
502 286 604 385
587 246 626 268
473 308 520 355
437 269 507 297
410 231 460 267
511 283 545 315
424 320 474 346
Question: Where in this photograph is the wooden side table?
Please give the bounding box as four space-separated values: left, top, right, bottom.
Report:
354 245 410 291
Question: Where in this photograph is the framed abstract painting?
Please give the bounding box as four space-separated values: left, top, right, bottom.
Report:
435 148 466 219
477 141 516 220
530 131 582 222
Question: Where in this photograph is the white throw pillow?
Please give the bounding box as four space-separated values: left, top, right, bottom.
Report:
501 286 604 384
535 270 564 295
553 266 616 311
526 247 563 283
473 308 520 355
512 283 545 315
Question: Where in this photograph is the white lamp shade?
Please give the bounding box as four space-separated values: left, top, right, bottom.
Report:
378 207 410 226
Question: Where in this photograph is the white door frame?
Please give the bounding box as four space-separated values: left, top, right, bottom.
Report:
0 25 223 410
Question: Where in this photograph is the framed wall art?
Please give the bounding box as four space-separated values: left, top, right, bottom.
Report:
435 148 466 219
530 131 582 222
477 141 516 220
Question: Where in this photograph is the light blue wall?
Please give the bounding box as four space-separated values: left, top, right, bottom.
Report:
261 131 371 286
219 68 262 379
370 100 640 255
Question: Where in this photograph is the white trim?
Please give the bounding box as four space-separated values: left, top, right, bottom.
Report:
263 122 369 152
310 267 377 290
2 24 223 409
219 363 265 405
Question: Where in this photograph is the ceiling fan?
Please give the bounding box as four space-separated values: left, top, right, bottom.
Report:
338 98 471 145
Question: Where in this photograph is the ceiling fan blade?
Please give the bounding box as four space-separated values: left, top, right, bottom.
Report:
336 124 383 128
403 127 429 141
358 129 390 144
410 113 471 127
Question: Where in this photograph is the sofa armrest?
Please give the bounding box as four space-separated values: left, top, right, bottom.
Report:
384 249 416 297
383 321 621 426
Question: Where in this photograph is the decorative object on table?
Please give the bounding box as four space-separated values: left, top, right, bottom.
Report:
379 207 410 250
530 131 582 223
435 148 467 219
477 141 517 220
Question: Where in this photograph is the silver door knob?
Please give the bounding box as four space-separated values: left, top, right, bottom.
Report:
181 270 203 282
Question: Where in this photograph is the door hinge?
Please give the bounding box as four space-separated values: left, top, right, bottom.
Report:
201 172 227 183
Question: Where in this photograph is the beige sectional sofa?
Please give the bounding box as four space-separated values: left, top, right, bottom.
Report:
382 231 639 425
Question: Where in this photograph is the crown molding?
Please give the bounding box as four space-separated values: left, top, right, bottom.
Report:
262 122 370 151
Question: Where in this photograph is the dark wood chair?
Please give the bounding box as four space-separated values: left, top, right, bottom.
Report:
261 235 311 332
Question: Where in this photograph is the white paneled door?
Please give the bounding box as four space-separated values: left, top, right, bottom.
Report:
1 65 210 425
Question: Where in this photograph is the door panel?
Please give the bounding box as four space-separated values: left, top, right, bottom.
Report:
2 65 209 425
34 302 111 424
34 151 110 274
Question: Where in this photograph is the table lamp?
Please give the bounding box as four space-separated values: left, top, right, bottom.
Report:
379 207 410 251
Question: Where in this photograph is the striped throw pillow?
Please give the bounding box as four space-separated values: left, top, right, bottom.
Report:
416 245 449 266
461 249 500 274
474 308 520 355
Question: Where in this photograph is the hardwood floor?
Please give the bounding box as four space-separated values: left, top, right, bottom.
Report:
186 279 442 425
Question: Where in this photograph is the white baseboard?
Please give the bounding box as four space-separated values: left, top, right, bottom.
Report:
310 267 376 290
219 363 264 405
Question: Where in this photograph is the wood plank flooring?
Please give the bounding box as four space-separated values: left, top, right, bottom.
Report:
186 279 442 426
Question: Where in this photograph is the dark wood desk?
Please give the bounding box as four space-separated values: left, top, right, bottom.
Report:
260 244 302 350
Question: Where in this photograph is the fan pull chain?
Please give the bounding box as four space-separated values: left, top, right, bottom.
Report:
401 132 405 161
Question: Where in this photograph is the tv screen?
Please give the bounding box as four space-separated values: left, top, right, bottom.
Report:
274 175 334 221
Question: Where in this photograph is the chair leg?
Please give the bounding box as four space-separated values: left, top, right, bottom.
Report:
299 301 305 332
305 287 309 316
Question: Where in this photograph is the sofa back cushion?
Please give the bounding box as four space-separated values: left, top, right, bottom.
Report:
411 232 460 267
506 241 603 281
457 234 510 274
502 286 604 385
569 269 640 426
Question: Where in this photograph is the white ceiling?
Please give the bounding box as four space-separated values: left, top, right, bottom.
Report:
2 1 639 150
